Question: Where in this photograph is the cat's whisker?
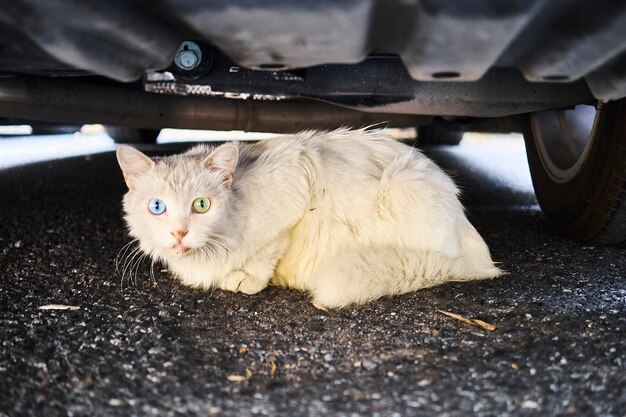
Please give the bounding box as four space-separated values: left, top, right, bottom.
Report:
213 232 238 248
119 247 136 289
128 252 139 287
118 244 142 291
199 241 217 258
149 257 158 286
202 232 234 255
200 241 222 258
130 252 147 288
121 247 143 288
120 246 140 276
115 239 139 274
139 254 149 286
198 242 214 258
119 238 138 260
129 254 141 287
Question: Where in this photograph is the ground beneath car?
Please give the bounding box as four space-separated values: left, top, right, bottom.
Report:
0 135 624 417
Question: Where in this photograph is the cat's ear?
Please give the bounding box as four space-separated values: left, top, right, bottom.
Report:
116 145 155 189
203 143 239 187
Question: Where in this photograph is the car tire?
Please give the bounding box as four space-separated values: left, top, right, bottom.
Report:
31 123 82 135
523 100 626 243
417 123 464 145
105 126 160 144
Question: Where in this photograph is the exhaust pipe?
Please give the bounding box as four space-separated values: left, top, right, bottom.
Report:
0 77 429 133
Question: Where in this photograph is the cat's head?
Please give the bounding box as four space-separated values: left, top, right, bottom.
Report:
116 143 239 259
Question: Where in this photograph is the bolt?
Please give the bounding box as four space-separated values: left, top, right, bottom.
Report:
174 41 202 71
178 50 198 69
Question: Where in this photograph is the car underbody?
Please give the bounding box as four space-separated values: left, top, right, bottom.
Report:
0 0 625 131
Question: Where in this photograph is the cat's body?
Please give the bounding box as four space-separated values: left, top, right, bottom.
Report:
117 129 500 308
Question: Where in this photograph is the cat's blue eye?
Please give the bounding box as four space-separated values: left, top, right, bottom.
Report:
148 198 166 215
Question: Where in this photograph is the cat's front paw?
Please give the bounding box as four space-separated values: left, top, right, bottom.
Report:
224 271 268 295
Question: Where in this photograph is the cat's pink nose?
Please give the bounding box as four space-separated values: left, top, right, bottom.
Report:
171 230 188 241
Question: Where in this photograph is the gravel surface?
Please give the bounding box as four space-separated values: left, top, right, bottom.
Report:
0 139 624 417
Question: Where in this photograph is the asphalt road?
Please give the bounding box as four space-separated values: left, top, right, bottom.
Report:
0 133 624 417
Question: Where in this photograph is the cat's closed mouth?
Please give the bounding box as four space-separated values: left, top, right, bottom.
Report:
172 244 192 256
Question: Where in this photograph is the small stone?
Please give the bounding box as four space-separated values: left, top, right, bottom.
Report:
417 379 431 387
108 399 123 407
522 400 539 409
208 406 222 416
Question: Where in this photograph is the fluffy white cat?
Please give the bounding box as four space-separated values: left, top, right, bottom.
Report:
117 129 501 308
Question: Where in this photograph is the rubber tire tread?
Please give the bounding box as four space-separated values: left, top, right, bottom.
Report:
523 100 626 243
417 124 463 145
105 126 160 144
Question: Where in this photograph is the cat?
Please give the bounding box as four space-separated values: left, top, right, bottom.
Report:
116 128 501 309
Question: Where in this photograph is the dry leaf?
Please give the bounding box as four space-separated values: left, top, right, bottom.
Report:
38 304 80 311
437 310 496 331
312 302 328 312
226 368 253 382
472 319 497 331
270 361 277 376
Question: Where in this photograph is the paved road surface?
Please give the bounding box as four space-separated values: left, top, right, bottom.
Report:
0 132 624 416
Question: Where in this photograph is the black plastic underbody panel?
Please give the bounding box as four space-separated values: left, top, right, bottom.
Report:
145 52 594 117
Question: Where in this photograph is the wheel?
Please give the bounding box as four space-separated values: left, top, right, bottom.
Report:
30 123 82 135
417 123 464 145
523 100 626 243
105 126 160 144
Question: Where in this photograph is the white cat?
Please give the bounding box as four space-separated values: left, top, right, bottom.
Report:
116 128 501 309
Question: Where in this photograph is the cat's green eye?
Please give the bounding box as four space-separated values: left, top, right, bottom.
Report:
192 197 211 213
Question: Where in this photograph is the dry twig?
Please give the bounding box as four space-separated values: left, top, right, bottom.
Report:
437 310 496 331
38 305 80 311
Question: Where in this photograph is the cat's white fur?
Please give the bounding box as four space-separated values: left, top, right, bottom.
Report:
117 129 501 308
